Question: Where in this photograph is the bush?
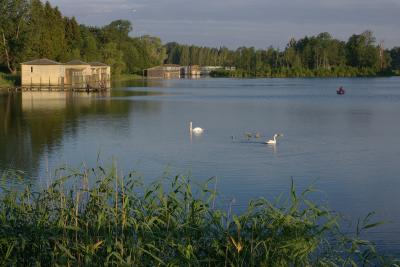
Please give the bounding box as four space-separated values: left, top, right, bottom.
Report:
0 73 19 87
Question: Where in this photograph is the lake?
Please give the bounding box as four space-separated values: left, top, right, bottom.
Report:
1 77 400 255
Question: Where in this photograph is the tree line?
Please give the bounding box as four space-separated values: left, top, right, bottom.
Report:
166 32 400 77
1 0 400 78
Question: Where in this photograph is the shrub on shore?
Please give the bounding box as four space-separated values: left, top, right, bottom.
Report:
0 165 398 266
209 67 396 78
0 73 19 88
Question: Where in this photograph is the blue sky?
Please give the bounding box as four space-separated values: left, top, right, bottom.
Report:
49 0 400 49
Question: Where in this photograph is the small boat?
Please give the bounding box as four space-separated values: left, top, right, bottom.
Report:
337 86 345 95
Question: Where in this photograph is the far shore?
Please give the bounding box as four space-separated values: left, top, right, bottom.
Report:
1 71 399 91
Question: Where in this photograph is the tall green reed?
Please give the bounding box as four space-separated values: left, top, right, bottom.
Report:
0 164 398 266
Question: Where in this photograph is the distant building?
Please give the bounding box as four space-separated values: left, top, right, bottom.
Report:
144 64 235 79
200 66 223 75
21 58 111 89
224 66 236 71
181 65 201 77
199 66 236 75
145 64 181 79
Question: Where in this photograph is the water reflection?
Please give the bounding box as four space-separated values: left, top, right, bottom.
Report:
0 89 156 178
267 143 277 154
112 78 163 89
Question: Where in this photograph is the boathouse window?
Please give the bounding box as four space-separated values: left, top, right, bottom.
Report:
31 67 33 73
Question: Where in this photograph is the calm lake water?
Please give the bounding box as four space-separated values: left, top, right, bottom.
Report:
1 77 400 255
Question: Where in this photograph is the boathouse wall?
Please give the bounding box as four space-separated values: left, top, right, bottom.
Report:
21 64 64 86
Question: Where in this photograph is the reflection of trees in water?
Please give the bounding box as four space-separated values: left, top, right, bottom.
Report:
0 90 161 178
0 93 37 175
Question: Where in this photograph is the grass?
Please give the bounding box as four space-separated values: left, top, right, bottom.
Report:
0 164 398 266
113 73 144 82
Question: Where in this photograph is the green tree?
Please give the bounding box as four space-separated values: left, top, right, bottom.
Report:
103 20 132 48
121 39 143 73
64 16 81 60
24 0 67 61
81 29 100 62
165 42 179 64
179 46 190 66
144 36 166 66
346 30 379 68
101 42 125 75
283 38 301 68
390 47 400 70
0 0 29 73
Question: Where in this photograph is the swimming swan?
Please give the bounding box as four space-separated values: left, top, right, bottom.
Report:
266 134 282 145
189 121 204 134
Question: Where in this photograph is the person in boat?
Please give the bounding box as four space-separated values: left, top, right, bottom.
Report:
337 86 345 94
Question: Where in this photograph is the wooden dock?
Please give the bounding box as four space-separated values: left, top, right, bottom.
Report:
6 85 110 93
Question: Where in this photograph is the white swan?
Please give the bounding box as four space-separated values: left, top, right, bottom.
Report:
189 121 204 135
266 134 282 145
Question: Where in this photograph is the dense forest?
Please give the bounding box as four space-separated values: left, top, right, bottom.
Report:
1 0 400 79
166 33 400 77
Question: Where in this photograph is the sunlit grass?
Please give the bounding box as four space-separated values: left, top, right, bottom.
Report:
113 73 144 82
0 164 398 266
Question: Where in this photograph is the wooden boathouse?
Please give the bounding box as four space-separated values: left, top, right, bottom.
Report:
19 58 111 91
145 64 181 79
181 65 201 77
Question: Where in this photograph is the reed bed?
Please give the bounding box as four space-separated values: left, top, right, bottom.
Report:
0 164 398 266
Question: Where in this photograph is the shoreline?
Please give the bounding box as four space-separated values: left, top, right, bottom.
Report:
1 73 399 92
209 68 399 78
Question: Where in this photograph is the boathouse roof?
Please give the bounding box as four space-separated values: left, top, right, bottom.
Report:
89 62 109 67
64 60 90 65
147 64 181 70
21 58 61 65
21 59 109 67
